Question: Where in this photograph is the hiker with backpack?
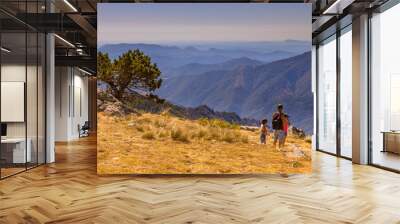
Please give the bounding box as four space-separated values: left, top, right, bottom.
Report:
272 104 286 149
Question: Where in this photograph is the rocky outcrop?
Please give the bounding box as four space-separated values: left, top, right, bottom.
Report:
292 126 306 139
97 91 136 116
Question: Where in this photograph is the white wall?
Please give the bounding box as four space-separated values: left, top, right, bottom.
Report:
55 66 70 141
72 73 89 138
55 67 89 141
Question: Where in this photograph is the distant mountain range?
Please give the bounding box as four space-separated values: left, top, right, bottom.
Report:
98 43 303 73
98 43 313 133
98 40 310 55
156 52 313 133
166 57 263 78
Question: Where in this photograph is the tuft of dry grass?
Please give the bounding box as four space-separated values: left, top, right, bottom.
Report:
198 129 207 138
142 131 156 140
221 131 235 143
198 118 240 130
292 161 303 168
97 112 312 174
136 126 145 132
241 135 249 143
171 128 190 143
158 131 169 138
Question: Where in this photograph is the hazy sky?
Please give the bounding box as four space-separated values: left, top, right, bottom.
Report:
98 3 311 45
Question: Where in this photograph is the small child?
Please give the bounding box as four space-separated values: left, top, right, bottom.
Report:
260 119 269 144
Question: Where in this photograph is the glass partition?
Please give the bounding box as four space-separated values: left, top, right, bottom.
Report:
339 27 352 158
0 3 46 179
1 31 28 177
27 31 38 169
370 3 400 171
317 35 337 154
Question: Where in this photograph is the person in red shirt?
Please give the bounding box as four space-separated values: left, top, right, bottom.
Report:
281 114 290 146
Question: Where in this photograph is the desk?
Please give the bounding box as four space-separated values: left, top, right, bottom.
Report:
382 131 400 154
1 138 31 163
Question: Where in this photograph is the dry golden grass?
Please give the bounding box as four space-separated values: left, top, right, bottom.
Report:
97 112 312 174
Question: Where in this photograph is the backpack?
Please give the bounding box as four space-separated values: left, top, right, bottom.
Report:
272 113 283 130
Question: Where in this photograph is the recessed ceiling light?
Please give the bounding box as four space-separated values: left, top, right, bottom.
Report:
63 0 78 12
322 0 355 15
54 34 75 48
1 47 11 53
78 67 93 76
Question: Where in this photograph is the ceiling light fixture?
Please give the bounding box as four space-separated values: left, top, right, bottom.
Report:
54 34 75 48
323 1 340 14
322 0 354 15
63 0 78 12
78 67 93 76
322 0 343 14
1 47 11 53
76 48 84 55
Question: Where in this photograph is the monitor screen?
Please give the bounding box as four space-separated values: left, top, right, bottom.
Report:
1 123 7 137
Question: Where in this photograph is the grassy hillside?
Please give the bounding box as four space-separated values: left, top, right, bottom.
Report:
97 112 311 174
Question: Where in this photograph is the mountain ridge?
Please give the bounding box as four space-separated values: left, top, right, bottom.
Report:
166 57 263 78
98 44 313 133
98 43 300 71
157 51 313 133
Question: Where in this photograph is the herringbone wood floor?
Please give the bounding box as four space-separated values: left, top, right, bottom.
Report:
1 136 400 224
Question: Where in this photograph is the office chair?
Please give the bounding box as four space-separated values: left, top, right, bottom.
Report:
79 121 90 138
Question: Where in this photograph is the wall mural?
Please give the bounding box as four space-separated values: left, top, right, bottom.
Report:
97 3 313 174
